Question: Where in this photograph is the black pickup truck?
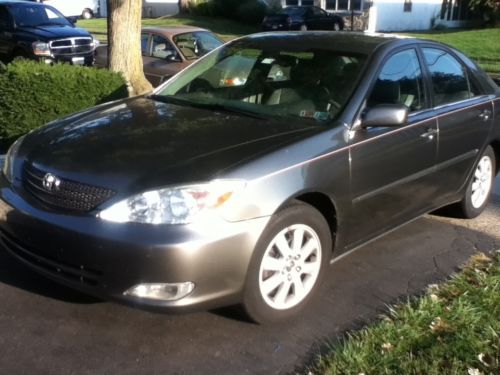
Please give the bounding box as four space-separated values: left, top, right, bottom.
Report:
0 0 97 65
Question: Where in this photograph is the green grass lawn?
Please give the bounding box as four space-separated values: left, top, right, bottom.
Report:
404 28 500 75
79 16 258 43
81 17 499 75
310 252 500 374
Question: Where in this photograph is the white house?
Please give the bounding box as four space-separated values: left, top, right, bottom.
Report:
279 0 477 31
99 0 179 18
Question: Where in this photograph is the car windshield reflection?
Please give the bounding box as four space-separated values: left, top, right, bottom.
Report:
157 42 366 123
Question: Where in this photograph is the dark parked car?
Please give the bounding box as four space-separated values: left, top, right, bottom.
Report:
95 26 224 87
0 0 98 65
1 32 499 323
262 6 344 31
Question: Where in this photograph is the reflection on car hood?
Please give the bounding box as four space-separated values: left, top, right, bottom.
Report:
17 25 91 40
21 97 320 194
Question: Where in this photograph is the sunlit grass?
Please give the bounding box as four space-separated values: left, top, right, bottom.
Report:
310 252 500 374
404 28 500 74
80 16 258 43
80 17 499 74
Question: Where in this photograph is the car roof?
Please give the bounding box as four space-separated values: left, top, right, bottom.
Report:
142 26 209 38
241 31 419 55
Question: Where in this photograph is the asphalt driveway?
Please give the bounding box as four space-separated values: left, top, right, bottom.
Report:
0 178 499 374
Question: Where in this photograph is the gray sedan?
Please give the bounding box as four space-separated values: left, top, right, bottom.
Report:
0 32 499 324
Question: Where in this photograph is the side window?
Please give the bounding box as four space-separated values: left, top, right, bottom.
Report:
151 35 177 60
141 33 150 56
368 49 426 112
423 48 472 106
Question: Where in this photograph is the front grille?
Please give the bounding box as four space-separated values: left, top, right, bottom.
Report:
0 228 101 286
49 37 94 56
23 164 115 212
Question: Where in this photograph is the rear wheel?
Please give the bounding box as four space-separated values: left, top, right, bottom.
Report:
333 22 341 31
458 145 495 218
300 24 308 31
242 202 331 324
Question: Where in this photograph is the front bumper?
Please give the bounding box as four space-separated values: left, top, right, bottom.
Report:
37 51 95 66
0 180 270 312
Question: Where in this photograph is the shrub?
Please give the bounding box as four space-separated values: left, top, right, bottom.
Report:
191 0 269 24
0 59 127 148
236 1 267 25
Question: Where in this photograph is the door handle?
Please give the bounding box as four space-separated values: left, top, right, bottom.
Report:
420 128 438 140
478 110 491 122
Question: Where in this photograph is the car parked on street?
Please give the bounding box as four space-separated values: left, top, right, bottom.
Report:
0 0 98 65
262 6 344 31
0 32 499 323
95 26 224 87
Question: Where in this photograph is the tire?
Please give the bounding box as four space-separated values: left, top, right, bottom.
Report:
300 24 308 31
82 9 93 19
458 145 496 218
242 201 332 324
333 22 341 31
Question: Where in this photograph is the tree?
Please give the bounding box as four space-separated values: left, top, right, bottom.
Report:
178 0 190 14
107 0 152 96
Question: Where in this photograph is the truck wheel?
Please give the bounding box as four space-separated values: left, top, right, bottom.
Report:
82 9 93 19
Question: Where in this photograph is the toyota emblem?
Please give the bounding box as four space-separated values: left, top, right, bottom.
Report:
42 173 61 191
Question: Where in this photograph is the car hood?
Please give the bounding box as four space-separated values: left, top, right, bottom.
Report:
20 97 320 195
17 25 91 40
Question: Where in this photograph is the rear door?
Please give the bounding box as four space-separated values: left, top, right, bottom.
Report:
421 46 494 203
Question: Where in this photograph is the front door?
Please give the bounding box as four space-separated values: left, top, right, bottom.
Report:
143 34 185 87
346 48 439 248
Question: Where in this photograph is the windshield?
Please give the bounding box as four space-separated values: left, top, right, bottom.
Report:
173 31 224 60
156 39 366 123
10 3 71 28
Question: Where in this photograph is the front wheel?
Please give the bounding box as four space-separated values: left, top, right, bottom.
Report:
458 145 496 218
242 202 332 324
333 22 341 31
300 24 308 31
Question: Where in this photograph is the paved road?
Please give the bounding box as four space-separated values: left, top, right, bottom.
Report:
0 178 499 374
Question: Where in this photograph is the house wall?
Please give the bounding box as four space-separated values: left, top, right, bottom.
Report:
280 0 443 32
368 0 442 32
142 0 179 18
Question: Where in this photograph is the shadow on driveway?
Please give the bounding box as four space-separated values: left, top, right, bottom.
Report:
0 203 499 374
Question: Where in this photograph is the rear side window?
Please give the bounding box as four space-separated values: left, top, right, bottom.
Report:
368 49 426 112
423 48 473 106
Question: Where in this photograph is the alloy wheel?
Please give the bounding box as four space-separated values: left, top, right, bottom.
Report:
471 155 493 209
258 224 322 310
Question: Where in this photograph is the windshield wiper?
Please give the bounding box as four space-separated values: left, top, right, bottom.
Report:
149 95 268 120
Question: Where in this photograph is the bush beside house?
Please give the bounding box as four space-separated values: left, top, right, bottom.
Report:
0 60 127 149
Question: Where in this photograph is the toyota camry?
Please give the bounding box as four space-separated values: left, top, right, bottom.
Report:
0 32 499 323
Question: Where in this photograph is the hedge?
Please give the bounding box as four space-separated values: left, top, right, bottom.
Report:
0 60 128 149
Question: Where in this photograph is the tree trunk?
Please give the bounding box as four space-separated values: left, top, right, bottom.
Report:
108 0 152 96
178 0 190 14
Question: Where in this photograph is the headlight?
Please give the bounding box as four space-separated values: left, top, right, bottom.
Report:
91 35 100 49
32 42 51 57
3 135 25 184
99 180 246 224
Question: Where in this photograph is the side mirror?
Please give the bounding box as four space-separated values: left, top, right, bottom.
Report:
67 16 78 25
362 104 408 128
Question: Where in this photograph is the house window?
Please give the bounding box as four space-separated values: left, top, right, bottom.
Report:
301 0 314 5
404 0 412 12
285 0 299 5
325 0 363 11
